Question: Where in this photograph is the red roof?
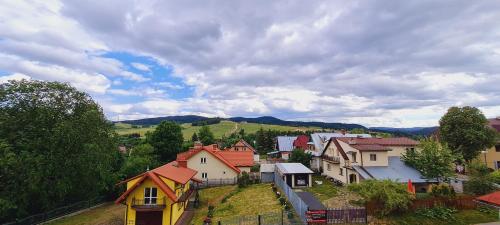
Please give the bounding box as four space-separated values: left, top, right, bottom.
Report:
293 135 309 149
176 144 242 173
218 151 254 167
115 162 198 204
489 118 500 132
336 137 419 146
476 191 500 207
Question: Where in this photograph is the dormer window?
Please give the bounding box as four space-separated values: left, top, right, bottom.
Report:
144 187 157 205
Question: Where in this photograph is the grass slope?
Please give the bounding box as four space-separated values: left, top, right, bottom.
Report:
191 185 238 225
46 203 125 225
115 120 320 139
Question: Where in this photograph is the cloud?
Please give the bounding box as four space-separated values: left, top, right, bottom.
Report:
131 62 151 72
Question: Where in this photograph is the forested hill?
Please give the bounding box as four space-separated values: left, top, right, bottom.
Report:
370 126 438 137
118 115 367 130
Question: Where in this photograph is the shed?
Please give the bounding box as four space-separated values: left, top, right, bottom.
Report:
276 163 314 188
260 164 275 183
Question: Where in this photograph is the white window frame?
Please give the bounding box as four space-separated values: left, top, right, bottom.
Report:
201 172 208 179
144 187 157 205
201 157 207 164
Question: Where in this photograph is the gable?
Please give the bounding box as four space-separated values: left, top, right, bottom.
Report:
186 150 240 173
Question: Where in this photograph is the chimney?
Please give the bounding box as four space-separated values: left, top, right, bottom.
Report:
194 141 202 149
177 160 187 168
212 144 219 151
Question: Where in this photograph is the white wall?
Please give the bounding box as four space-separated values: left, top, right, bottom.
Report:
187 151 239 180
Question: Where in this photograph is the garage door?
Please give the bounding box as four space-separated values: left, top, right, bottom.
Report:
261 172 274 183
136 211 162 225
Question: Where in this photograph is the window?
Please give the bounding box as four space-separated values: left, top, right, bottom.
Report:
201 157 207 164
327 163 331 171
339 168 343 176
351 152 357 162
496 145 500 152
144 187 157 205
201 172 207 179
370 154 377 161
496 161 500 170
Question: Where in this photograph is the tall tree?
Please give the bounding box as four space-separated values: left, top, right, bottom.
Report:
191 132 199 142
402 139 456 181
439 106 497 162
198 125 215 145
147 121 183 163
288 149 313 167
255 128 266 154
120 143 160 178
0 80 118 221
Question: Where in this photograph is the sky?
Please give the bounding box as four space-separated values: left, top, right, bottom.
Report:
1 0 500 127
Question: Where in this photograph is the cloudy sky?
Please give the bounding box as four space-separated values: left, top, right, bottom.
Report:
1 0 500 127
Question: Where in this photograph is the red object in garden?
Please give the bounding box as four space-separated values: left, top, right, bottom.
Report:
407 179 415 194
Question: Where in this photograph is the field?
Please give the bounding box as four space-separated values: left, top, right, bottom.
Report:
46 203 124 225
115 120 320 139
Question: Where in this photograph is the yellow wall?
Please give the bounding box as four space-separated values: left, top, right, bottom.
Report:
361 151 389 166
187 151 239 180
124 176 192 225
475 145 500 170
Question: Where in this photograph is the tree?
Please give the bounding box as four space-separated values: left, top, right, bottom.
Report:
0 80 119 221
255 128 266 154
198 125 215 145
120 144 160 178
464 162 495 195
191 132 199 142
349 179 413 216
350 128 366 134
147 121 183 163
402 139 456 181
439 106 497 162
288 149 313 168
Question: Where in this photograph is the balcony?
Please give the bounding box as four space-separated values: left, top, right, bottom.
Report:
322 155 340 163
177 188 196 202
131 197 167 211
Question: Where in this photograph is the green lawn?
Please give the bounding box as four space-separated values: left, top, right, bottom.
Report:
304 175 338 201
386 209 498 225
211 184 283 222
46 203 125 225
191 185 238 225
115 120 321 139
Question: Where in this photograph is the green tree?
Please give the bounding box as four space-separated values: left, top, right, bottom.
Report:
0 80 119 221
191 132 199 142
198 125 215 145
288 149 313 167
350 128 366 134
120 144 160 178
439 106 497 162
349 180 413 216
147 121 183 163
255 128 266 154
402 139 456 181
464 162 495 195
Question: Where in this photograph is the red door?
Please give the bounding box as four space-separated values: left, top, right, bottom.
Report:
136 211 163 225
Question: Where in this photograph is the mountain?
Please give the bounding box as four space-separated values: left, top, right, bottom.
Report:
118 115 367 130
370 126 438 137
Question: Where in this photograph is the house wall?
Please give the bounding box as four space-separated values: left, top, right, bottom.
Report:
322 160 346 183
360 151 389 166
187 151 239 180
238 166 251 173
387 146 417 157
475 145 500 170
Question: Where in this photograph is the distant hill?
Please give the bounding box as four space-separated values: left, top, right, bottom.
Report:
118 115 367 130
370 126 438 137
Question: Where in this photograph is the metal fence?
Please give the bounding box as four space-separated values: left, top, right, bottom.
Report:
196 178 239 188
326 208 367 224
273 172 308 223
214 210 302 225
3 196 107 225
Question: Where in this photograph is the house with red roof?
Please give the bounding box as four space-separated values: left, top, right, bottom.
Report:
115 162 201 225
475 117 500 170
320 137 434 191
293 135 309 150
176 142 254 181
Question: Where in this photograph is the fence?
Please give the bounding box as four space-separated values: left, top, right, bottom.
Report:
3 196 107 225
326 208 367 224
273 172 308 223
196 173 262 189
215 210 302 225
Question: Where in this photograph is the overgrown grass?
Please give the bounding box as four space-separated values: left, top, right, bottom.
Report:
304 175 338 201
191 185 238 225
211 184 282 222
388 208 497 225
46 203 125 225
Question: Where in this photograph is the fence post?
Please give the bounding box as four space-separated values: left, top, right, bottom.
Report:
281 209 284 225
258 214 261 225
218 221 221 225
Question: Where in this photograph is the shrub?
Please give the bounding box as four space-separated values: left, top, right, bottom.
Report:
251 164 260 172
349 179 413 216
238 171 251 188
415 206 457 220
279 197 286 205
465 162 495 195
430 183 456 198
490 170 500 184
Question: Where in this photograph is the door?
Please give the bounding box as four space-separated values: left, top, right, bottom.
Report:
136 211 163 225
349 174 357 184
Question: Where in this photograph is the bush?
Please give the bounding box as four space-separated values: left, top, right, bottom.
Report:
465 162 495 195
279 197 286 205
490 170 500 184
430 183 456 198
349 179 413 216
415 206 457 220
238 171 251 188
251 164 260 172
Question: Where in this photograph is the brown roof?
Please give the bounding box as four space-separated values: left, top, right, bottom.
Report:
350 144 390 151
336 137 419 146
321 138 349 160
489 118 500 132
227 139 257 153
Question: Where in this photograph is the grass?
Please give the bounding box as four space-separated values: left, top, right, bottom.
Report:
191 185 238 225
304 175 338 201
46 203 125 225
386 209 498 225
211 184 282 222
115 120 321 139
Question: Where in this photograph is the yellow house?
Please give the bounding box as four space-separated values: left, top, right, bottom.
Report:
115 162 201 225
476 117 500 169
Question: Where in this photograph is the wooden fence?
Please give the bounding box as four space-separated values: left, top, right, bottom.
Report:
366 195 477 215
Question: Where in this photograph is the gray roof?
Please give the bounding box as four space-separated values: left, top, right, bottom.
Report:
356 157 435 183
276 136 297 152
276 163 314 174
260 163 275 173
310 133 371 151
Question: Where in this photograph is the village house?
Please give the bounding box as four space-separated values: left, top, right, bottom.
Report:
477 117 500 170
225 139 260 162
320 137 434 192
115 162 200 225
175 142 254 181
269 136 297 160
306 132 371 171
